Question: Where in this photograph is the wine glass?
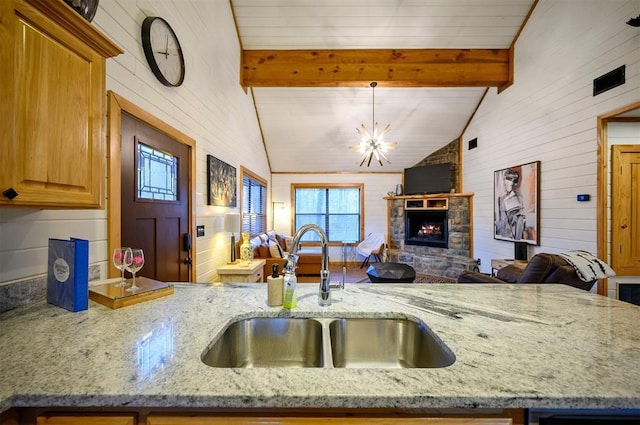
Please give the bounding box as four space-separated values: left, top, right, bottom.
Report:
112 247 132 287
125 249 145 292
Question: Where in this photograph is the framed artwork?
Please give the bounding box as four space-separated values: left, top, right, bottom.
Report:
207 155 237 207
494 161 540 245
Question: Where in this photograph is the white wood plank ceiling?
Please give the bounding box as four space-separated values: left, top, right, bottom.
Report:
231 0 536 173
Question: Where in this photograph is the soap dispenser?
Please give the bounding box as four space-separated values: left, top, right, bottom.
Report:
282 255 298 309
267 264 283 307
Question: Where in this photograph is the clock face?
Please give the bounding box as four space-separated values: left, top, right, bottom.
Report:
142 17 185 87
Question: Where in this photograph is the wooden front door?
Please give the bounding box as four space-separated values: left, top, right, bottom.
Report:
120 112 191 282
611 145 640 276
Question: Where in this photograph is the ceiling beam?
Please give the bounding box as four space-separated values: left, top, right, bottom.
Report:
241 48 511 88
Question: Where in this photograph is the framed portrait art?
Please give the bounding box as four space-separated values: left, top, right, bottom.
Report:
207 155 237 207
494 161 540 245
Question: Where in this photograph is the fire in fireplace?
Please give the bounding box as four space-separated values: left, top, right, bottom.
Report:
405 210 448 248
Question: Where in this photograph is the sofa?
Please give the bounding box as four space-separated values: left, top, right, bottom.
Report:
457 252 596 291
238 231 322 281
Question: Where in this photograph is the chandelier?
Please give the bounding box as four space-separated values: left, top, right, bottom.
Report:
351 82 396 167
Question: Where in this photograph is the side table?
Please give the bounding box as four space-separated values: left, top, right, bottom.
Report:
218 259 266 283
490 259 528 277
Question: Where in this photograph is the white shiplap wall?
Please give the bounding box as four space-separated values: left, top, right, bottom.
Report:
0 0 269 285
271 173 401 261
462 0 640 274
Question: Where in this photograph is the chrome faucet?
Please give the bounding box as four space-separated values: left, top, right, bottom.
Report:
287 224 332 306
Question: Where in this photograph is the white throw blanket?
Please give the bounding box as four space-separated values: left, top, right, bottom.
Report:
558 250 616 282
356 233 385 257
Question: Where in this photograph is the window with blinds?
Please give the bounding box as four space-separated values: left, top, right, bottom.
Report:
241 169 267 234
293 184 363 243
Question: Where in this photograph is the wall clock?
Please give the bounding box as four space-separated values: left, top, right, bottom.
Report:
141 16 185 87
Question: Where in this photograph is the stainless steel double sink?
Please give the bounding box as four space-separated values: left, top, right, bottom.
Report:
201 317 455 369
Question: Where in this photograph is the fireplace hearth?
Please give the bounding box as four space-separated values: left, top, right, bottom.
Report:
405 210 448 248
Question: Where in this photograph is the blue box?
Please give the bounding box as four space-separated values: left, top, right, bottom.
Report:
47 238 89 312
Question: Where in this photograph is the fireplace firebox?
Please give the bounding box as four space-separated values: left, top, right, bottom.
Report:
619 283 640 307
405 210 448 248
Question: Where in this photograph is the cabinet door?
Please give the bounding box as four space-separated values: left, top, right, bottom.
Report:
148 417 512 425
37 415 135 425
611 146 640 275
0 0 107 208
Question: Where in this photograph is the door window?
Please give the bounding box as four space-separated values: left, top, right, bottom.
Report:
137 141 178 201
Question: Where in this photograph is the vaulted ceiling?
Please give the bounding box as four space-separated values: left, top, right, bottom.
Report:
231 0 536 173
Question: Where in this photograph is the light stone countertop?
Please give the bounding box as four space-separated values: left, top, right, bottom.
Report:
1 282 639 413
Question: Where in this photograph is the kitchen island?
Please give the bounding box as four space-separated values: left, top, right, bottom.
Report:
1 282 639 423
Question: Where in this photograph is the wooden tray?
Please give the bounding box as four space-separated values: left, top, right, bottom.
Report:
89 276 174 309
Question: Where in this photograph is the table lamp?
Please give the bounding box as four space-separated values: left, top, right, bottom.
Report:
224 213 240 263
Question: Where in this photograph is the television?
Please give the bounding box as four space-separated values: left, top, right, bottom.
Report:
403 163 452 195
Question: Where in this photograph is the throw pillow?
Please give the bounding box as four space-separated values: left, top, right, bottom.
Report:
283 236 294 252
249 236 262 250
268 240 283 258
275 234 287 251
258 244 270 258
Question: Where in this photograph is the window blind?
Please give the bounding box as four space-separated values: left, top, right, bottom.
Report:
242 175 266 234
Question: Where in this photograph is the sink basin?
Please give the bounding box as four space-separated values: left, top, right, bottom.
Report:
329 318 456 368
202 316 454 369
201 317 324 368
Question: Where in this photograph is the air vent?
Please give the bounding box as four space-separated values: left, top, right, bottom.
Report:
468 138 478 150
593 65 625 96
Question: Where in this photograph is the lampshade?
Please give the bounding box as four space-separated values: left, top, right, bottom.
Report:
224 213 240 232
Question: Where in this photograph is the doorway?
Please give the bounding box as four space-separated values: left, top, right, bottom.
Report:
597 101 640 295
107 92 196 281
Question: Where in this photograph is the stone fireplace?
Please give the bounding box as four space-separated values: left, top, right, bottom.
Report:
386 194 478 279
405 210 448 248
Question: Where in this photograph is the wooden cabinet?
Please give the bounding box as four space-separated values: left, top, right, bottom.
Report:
0 0 122 208
147 416 515 425
37 415 135 425
405 198 449 210
145 409 523 425
5 408 523 425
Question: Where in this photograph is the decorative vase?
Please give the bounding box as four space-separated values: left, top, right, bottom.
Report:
240 233 253 261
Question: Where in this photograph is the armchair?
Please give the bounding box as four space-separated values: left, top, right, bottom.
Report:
356 233 385 269
457 253 596 291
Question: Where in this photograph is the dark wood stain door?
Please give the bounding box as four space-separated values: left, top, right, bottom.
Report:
120 112 191 282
